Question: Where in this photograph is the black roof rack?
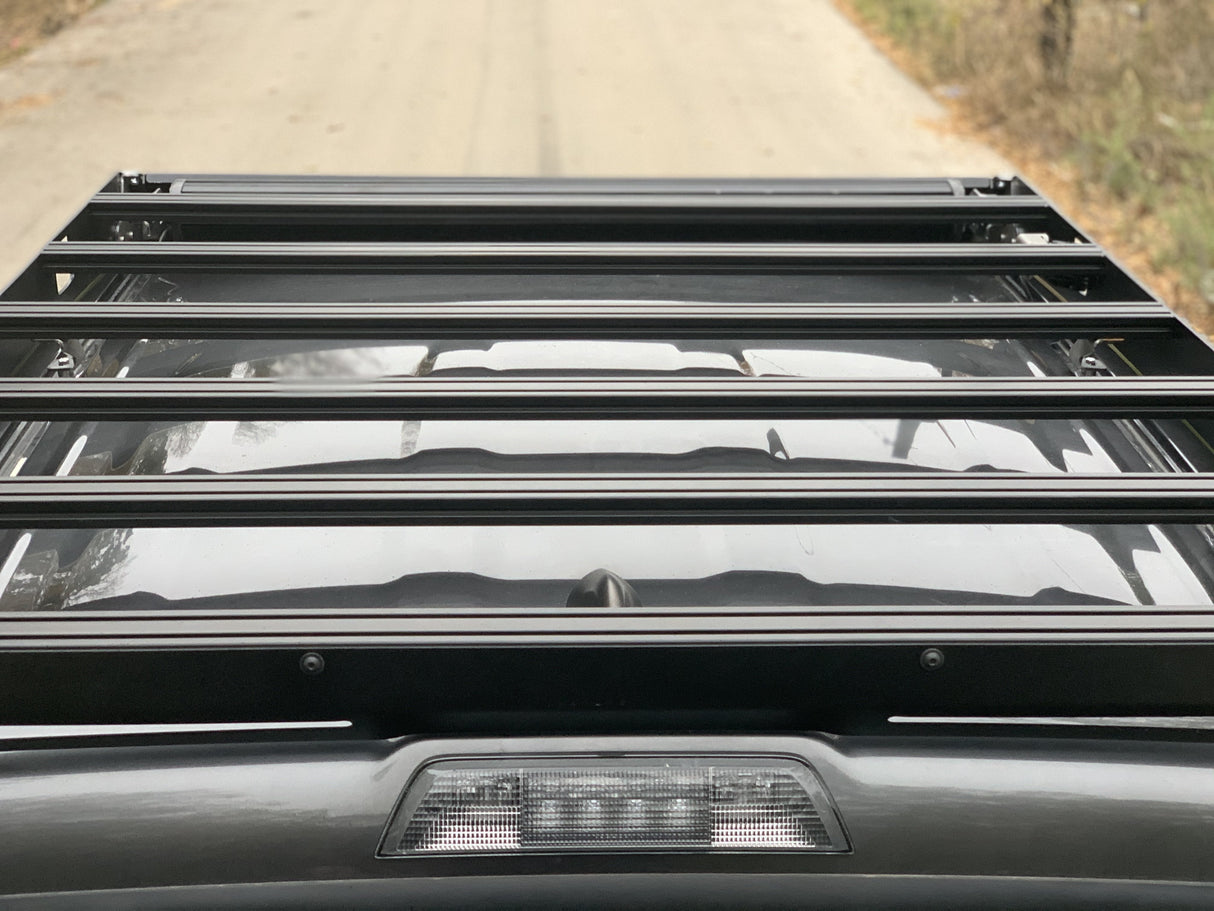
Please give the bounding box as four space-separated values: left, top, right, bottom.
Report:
5 376 1214 421
1 472 1213 527
38 240 1116 278
2 173 1214 733
0 300 1174 338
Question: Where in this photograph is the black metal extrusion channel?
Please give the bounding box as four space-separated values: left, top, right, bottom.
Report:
4 376 1214 421
6 605 1214 649
38 240 1110 273
0 301 1176 339
1 473 1214 527
83 191 1064 227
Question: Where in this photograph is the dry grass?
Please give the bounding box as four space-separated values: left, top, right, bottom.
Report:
0 0 104 66
838 0 1214 329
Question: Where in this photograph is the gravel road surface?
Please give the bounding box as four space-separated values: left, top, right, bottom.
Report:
0 0 1010 280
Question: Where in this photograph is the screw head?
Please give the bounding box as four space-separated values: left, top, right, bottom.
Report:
920 647 945 670
299 652 325 676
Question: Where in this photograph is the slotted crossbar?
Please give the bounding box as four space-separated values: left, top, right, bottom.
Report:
2 376 1214 421
5 173 1214 730
84 191 1062 227
39 240 1109 273
0 473 1211 527
0 301 1175 339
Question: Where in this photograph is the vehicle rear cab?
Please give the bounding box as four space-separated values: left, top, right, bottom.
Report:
1 175 1214 908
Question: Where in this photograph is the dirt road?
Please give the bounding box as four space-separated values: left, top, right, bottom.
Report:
0 0 1009 279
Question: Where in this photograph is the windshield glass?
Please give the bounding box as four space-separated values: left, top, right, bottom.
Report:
1 299 1211 610
2 523 1208 611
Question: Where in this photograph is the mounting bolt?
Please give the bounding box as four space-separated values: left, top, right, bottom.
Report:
919 647 945 671
299 652 325 676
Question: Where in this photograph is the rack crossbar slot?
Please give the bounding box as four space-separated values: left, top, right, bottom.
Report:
38 241 1110 274
86 192 1058 225
143 175 1007 196
7 605 1214 649
0 301 1173 339
0 473 1211 526
1 376 1211 421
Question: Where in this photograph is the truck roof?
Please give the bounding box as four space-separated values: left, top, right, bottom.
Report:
6 176 1214 906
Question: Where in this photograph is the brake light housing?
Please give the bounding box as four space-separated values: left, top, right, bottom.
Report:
378 755 849 856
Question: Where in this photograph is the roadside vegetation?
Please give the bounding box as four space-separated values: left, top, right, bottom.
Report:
840 0 1214 330
0 0 102 67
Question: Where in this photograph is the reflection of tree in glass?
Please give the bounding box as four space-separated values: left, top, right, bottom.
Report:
245 345 425 378
233 420 285 447
3 528 137 610
123 421 206 474
54 528 136 609
2 546 58 611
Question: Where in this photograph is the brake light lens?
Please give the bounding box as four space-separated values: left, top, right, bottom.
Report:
379 756 848 856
